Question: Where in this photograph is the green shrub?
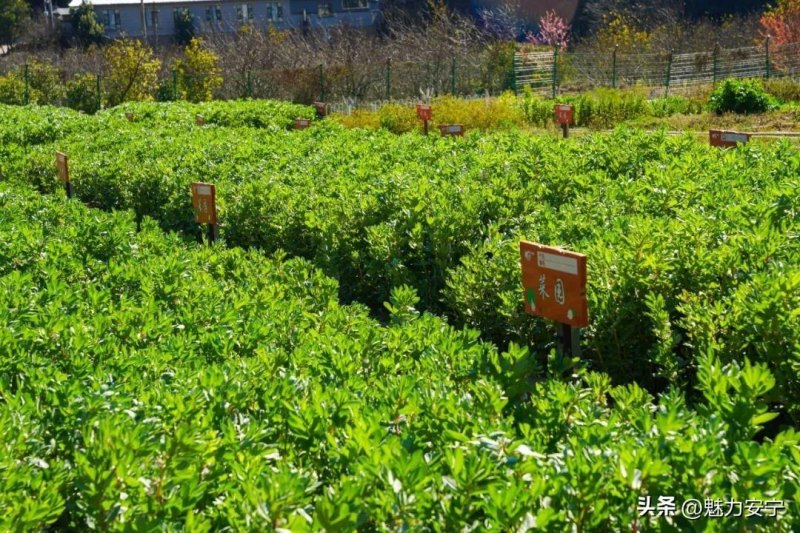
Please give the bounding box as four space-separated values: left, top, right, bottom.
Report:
377 102 418 133
708 78 776 114
764 77 800 103
0 61 66 106
0 74 26 105
65 73 101 114
519 87 552 126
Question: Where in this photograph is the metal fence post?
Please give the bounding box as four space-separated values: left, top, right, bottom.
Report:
552 46 558 99
612 45 618 88
712 42 719 85
510 49 516 95
319 64 325 102
451 57 456 96
96 73 101 110
765 36 771 80
664 50 673 97
172 68 178 100
386 58 391 101
23 64 29 105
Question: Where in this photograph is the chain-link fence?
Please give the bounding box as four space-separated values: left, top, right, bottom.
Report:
1 40 798 109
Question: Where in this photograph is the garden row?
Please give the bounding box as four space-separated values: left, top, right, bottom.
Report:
3 102 797 421
1 181 798 530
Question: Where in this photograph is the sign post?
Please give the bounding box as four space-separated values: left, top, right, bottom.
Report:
125 112 134 122
191 182 218 244
195 114 205 127
709 129 750 148
416 103 432 135
520 241 588 358
554 104 574 139
294 118 311 130
55 151 72 199
313 101 328 118
438 124 465 137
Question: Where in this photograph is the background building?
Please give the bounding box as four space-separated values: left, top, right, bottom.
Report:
66 0 381 39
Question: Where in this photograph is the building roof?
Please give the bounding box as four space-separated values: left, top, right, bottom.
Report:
68 0 225 7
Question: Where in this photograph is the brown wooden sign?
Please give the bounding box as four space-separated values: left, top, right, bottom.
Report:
191 182 217 225
710 129 750 148
125 112 134 122
295 118 311 130
313 101 328 117
195 114 205 126
554 104 574 126
416 104 432 121
520 241 588 328
439 124 465 137
55 151 69 184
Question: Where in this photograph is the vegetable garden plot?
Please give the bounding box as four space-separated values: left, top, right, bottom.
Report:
4 106 799 426
1 182 798 531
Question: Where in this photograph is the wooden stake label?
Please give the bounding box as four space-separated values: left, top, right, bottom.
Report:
191 182 217 225
125 112 134 122
295 118 311 130
195 114 205 126
439 124 465 137
554 104 574 125
56 152 69 184
416 104 432 121
710 129 750 148
520 241 588 327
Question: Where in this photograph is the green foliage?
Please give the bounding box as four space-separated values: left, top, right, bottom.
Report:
647 95 704 117
0 0 30 45
3 106 798 427
66 73 101 114
0 61 65 106
338 94 526 134
709 78 776 114
70 2 105 48
173 8 195 46
520 87 650 128
0 74 26 105
173 38 223 103
102 39 161 107
0 182 797 530
764 77 800 103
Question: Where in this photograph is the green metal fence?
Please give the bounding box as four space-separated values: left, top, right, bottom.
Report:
531 40 800 98
1 40 798 109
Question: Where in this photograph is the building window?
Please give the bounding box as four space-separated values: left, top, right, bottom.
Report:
205 6 223 22
267 2 283 21
342 0 368 9
318 3 332 17
104 9 122 30
236 4 255 24
146 8 160 28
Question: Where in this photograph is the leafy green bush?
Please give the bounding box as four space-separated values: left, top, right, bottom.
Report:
0 61 66 106
709 78 776 114
0 181 798 530
377 102 417 133
65 73 101 114
0 74 26 105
